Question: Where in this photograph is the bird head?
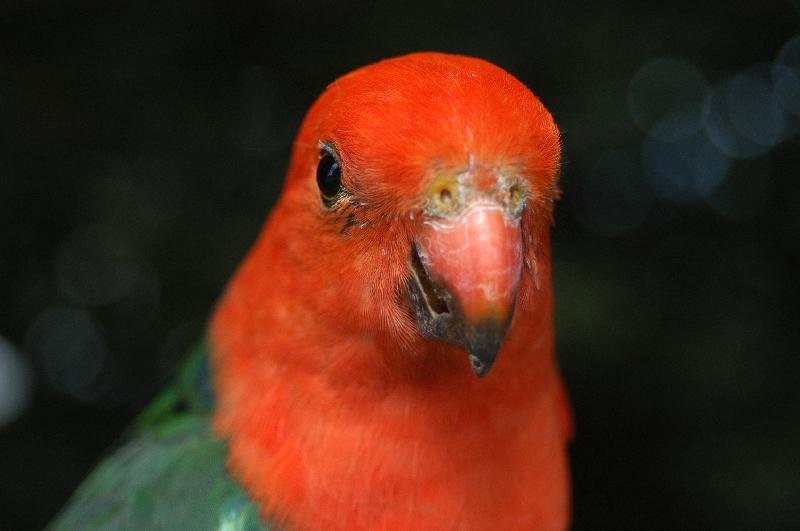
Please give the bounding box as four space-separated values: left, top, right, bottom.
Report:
244 53 560 379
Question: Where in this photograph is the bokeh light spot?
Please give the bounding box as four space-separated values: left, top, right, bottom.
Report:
24 306 110 404
643 113 730 203
85 175 162 242
55 225 141 306
773 34 800 116
727 66 787 146
703 65 790 159
0 336 32 428
627 57 709 138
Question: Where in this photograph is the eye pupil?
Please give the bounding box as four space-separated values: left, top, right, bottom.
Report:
317 151 342 203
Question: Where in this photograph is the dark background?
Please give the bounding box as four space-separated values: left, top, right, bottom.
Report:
1 1 799 529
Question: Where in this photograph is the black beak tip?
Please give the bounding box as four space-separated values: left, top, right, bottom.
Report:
465 322 507 378
468 354 493 377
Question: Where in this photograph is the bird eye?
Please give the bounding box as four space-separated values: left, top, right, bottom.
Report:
316 148 342 205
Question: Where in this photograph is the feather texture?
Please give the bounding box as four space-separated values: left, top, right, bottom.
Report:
211 52 571 530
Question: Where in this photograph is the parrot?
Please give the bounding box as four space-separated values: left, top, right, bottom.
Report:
49 52 572 530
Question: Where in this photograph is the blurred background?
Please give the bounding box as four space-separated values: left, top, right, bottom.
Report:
1 1 799 529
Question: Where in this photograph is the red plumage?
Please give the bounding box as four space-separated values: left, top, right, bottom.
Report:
211 52 571 530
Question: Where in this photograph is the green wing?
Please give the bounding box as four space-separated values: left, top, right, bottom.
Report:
135 341 217 428
48 342 270 531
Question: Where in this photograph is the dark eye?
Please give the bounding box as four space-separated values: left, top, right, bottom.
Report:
316 149 342 204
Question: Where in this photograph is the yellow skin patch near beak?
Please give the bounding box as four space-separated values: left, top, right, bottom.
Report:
425 174 462 217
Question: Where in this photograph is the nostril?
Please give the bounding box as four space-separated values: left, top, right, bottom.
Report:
427 176 459 215
505 181 527 216
439 188 453 205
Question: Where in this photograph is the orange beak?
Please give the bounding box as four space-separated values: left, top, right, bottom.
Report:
411 202 523 376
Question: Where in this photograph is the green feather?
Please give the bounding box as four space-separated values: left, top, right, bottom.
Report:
48 342 270 531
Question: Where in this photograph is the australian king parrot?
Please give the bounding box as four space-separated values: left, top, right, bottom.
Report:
50 52 572 531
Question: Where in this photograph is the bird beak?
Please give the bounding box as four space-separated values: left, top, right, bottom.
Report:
409 201 523 377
